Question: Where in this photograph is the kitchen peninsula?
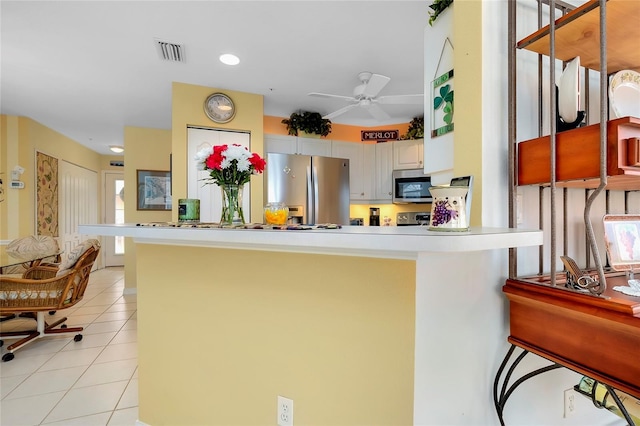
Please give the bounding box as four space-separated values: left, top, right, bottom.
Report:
80 223 542 425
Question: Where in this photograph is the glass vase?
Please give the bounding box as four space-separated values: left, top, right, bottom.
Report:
220 184 245 226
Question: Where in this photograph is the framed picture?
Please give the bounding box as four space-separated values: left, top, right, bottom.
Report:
137 170 172 210
603 214 640 272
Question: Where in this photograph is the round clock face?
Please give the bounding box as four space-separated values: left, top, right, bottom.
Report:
204 93 236 123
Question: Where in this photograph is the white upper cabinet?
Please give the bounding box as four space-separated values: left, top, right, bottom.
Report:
264 134 331 156
374 142 394 201
332 140 374 200
264 134 297 154
297 137 332 156
393 139 424 170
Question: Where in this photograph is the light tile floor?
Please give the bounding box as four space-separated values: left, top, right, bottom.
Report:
0 267 138 426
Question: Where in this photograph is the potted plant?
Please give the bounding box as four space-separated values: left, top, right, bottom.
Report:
428 0 453 26
401 116 425 140
281 111 332 137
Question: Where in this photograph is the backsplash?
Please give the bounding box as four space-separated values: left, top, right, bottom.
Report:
349 203 431 226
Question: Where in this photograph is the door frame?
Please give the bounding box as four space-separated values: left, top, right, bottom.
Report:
103 170 125 267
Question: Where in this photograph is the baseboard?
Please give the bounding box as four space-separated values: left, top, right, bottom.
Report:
135 420 150 426
123 287 137 296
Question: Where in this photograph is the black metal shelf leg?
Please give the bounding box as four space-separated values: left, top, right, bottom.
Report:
494 344 564 425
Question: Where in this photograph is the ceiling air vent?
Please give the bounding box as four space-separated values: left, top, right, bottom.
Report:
155 39 185 63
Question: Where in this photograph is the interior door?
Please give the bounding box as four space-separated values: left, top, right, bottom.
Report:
104 171 124 266
187 127 251 222
59 160 98 267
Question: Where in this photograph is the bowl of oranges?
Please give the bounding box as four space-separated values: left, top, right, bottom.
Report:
264 202 289 225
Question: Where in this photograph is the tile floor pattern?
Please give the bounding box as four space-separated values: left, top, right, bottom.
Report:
0 267 138 426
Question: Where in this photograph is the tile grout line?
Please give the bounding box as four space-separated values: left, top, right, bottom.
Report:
38 272 130 425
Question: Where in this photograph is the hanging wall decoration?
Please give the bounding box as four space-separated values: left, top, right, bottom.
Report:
431 69 454 138
36 151 59 236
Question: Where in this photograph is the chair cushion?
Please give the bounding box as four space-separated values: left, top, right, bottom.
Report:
6 236 58 258
56 239 100 277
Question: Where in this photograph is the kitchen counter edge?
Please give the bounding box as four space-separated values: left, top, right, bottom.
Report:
79 224 543 260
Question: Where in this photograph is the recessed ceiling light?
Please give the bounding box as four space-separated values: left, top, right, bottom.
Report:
109 145 124 153
219 53 240 66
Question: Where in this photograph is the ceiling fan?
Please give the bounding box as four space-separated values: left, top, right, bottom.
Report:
308 71 423 121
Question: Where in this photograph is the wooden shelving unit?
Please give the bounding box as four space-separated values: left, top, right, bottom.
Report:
516 0 640 190
504 273 640 398
497 0 640 423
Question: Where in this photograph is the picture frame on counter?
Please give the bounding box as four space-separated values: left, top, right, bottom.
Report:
137 169 172 211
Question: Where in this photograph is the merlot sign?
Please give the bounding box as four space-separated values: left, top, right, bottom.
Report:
361 130 399 142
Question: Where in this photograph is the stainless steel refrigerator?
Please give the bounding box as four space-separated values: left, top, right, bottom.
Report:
264 153 350 225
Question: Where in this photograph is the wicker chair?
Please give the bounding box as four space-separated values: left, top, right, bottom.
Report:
0 239 100 362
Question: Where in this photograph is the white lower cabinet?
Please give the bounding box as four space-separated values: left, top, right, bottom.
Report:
393 139 424 170
331 140 374 200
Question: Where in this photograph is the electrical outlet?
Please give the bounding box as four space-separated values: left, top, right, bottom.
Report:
277 395 294 426
564 388 577 417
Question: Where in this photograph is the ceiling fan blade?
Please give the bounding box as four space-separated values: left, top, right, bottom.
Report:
378 94 424 105
366 103 391 121
362 74 391 98
323 104 358 119
308 92 355 102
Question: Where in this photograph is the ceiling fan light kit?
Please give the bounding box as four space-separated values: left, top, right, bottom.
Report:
309 71 423 121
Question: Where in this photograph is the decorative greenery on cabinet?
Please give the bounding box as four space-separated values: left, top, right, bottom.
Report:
401 116 425 140
428 0 453 26
281 111 332 137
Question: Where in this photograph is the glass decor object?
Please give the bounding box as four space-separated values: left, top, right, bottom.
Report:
264 202 289 225
220 184 245 225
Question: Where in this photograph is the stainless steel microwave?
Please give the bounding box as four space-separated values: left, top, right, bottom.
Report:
392 169 433 204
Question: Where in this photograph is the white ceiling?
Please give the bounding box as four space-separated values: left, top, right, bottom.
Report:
1 1 428 155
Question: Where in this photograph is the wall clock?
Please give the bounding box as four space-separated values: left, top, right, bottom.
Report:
204 92 236 124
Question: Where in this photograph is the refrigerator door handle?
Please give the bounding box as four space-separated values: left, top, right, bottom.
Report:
307 165 314 225
311 165 319 224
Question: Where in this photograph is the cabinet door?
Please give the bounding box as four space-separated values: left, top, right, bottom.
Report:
264 135 297 154
332 141 369 200
374 142 393 200
393 139 424 170
298 138 332 156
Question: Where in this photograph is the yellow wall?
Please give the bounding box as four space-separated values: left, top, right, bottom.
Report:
454 0 483 226
136 244 415 425
0 115 105 240
123 126 172 288
171 82 265 223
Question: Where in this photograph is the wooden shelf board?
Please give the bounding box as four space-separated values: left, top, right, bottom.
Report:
517 116 640 188
518 0 640 74
504 276 640 399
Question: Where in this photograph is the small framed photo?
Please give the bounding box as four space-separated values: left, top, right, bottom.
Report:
603 214 640 272
137 170 172 211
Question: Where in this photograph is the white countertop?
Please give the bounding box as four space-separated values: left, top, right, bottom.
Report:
80 223 542 259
